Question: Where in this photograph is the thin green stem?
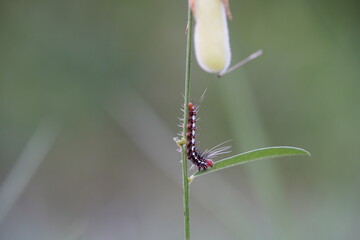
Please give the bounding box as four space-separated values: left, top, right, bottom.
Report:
181 147 190 240
181 5 194 240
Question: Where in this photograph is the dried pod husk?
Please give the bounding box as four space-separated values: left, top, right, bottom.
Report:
191 0 232 75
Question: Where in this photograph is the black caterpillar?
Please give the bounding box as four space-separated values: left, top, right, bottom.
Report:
185 102 230 171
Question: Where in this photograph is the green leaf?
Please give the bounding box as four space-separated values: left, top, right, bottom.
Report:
190 146 310 179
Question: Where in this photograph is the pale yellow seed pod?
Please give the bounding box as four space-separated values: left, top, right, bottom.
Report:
192 0 232 75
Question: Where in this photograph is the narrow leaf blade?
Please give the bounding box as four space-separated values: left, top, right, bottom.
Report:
191 146 310 179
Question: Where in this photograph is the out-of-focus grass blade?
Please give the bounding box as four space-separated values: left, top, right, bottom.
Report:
191 146 310 179
0 117 60 224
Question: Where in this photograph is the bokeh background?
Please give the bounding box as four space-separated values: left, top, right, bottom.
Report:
1 0 359 239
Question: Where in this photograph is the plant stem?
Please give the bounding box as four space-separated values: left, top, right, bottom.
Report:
181 146 190 240
181 5 194 240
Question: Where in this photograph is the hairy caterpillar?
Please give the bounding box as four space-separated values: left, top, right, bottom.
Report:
185 102 230 171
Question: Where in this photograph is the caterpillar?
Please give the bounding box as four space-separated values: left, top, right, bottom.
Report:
185 102 230 171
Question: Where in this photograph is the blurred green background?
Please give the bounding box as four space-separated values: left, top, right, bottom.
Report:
0 0 359 239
